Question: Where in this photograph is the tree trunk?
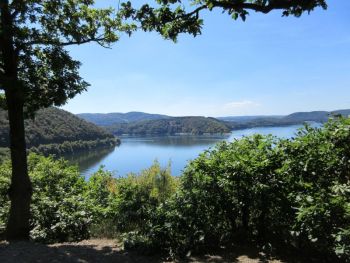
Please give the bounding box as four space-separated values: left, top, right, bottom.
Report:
5 90 32 241
1 0 32 241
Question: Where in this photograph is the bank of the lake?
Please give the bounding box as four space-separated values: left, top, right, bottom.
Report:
67 124 313 178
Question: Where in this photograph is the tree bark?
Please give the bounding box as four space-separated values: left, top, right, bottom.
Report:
1 0 32 241
5 89 32 241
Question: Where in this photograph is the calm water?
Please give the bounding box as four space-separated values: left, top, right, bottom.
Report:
66 124 313 178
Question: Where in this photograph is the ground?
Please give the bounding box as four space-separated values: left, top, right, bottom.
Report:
0 239 304 263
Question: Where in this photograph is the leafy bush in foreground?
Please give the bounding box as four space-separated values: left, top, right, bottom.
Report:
282 120 350 260
140 119 350 261
0 155 176 243
140 135 290 256
0 154 91 242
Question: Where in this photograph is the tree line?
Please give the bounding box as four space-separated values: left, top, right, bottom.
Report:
106 116 232 135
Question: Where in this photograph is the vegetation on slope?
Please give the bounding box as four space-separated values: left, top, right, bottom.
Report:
78 112 170 126
0 107 119 156
106 117 232 135
222 109 350 129
78 109 350 136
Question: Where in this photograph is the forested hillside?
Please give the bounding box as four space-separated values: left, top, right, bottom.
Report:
106 117 232 135
78 112 169 126
0 108 119 155
79 109 350 135
223 109 350 129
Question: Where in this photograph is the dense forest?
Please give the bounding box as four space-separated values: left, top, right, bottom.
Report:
77 112 169 126
0 107 119 156
105 116 232 135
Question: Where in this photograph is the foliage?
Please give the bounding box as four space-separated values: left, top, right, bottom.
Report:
78 112 169 126
0 107 119 155
85 169 119 238
123 0 327 42
0 153 177 243
138 118 350 261
140 135 289 256
114 161 177 234
0 154 92 243
280 119 350 260
107 116 232 135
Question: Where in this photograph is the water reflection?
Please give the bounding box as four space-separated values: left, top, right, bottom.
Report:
64 147 115 175
119 135 230 147
65 124 319 178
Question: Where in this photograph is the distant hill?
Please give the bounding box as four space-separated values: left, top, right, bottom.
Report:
218 115 283 123
222 109 350 129
283 109 350 123
0 107 118 155
76 109 350 136
106 117 232 136
77 112 169 126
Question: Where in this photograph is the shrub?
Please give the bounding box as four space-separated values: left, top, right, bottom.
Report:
0 154 92 243
114 161 177 234
281 119 350 260
143 118 350 260
85 168 119 238
143 135 291 255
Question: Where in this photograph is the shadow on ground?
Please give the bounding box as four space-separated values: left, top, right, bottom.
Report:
0 239 329 263
0 240 162 263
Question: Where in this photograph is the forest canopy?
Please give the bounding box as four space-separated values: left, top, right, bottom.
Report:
0 107 118 156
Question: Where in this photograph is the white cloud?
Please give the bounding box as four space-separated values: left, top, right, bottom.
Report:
224 100 260 109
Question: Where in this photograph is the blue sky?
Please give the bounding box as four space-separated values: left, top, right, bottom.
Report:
63 0 350 117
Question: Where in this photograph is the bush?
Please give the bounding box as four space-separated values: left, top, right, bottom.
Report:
84 160 178 239
142 135 290 256
0 153 92 243
142 118 350 260
281 119 350 260
85 168 119 238
114 161 177 233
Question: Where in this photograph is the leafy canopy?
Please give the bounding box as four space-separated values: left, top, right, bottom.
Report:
1 0 135 114
123 0 327 40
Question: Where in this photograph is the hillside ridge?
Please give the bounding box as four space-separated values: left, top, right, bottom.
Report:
0 107 118 155
77 109 350 135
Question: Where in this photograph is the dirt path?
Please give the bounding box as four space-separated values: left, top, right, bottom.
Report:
0 239 286 263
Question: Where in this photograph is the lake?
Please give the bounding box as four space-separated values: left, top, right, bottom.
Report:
66 124 313 178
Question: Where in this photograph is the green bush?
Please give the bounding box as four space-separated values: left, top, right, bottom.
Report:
281 119 350 260
142 118 350 260
85 168 119 238
114 161 177 233
84 160 178 239
142 135 290 256
0 154 92 243
0 155 177 243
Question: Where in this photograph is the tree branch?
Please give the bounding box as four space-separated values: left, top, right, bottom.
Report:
184 0 324 17
25 37 110 48
10 0 24 18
